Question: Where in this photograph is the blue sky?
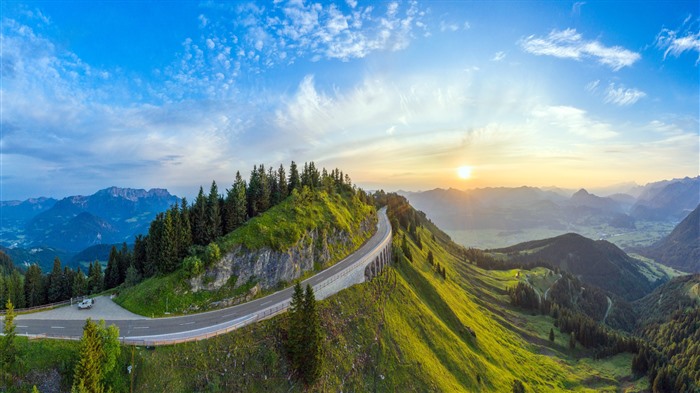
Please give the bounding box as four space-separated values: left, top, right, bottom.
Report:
1 0 698 200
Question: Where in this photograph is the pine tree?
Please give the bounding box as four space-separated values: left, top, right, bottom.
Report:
269 166 280 205
72 319 121 393
88 261 103 295
8 270 25 308
257 164 271 213
179 198 193 258
133 235 148 277
0 299 18 385
104 246 119 290
191 187 208 245
160 209 178 273
302 284 322 384
224 171 247 233
277 164 288 202
247 165 261 218
288 161 300 194
427 250 434 266
569 332 576 350
206 181 222 243
287 282 305 373
24 264 44 307
73 319 105 393
549 327 555 342
72 268 88 298
48 257 64 303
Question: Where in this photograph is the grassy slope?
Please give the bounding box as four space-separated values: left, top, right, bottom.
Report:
115 191 375 317
125 225 643 392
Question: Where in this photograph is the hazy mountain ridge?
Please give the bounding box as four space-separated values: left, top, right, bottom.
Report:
638 205 700 273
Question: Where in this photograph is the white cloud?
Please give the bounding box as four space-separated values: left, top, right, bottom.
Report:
346 0 358 8
520 28 640 70
604 83 646 106
585 79 600 92
440 21 459 32
491 51 506 61
656 17 700 65
572 2 586 16
532 105 618 139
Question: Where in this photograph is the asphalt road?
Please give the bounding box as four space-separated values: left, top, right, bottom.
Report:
10 208 390 343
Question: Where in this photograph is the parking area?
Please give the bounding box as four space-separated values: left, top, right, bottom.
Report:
15 295 148 321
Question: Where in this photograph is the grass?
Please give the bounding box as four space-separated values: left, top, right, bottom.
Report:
114 271 256 317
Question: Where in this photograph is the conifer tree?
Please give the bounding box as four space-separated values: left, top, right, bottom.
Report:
133 235 148 277
206 181 222 243
569 332 576 350
277 164 288 201
48 257 64 303
224 171 247 233
0 299 18 385
258 164 271 213
247 165 261 218
191 187 208 245
104 246 119 290
287 282 305 372
117 243 131 284
269 166 280 205
302 284 322 384
160 209 178 273
549 327 555 342
179 198 193 258
72 268 88 298
427 250 434 266
88 261 103 295
24 264 44 307
72 319 119 393
288 161 300 194
8 270 25 308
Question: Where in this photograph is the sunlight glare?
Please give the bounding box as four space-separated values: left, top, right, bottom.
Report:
457 166 472 180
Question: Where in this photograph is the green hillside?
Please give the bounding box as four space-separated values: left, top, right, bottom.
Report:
122 200 645 392
115 189 375 317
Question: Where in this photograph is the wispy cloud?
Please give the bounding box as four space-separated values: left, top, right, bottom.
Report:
604 83 646 106
655 15 700 65
491 51 506 62
520 28 640 70
571 2 586 16
532 105 618 139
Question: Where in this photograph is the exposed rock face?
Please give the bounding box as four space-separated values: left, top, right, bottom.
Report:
190 213 377 292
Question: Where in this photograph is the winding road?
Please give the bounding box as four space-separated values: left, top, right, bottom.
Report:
6 208 392 346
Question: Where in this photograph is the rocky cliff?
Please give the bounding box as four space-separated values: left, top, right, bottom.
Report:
190 213 377 292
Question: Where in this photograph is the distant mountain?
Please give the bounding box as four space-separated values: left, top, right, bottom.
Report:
494 233 657 300
71 244 119 267
630 177 700 221
0 245 74 272
569 189 623 213
639 205 700 273
17 187 178 252
0 197 58 221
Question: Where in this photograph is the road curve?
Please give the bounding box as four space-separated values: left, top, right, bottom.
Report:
8 208 392 345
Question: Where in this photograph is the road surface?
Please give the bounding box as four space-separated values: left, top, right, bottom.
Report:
6 208 391 345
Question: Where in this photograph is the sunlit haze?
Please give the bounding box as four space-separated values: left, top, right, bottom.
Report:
1 1 698 200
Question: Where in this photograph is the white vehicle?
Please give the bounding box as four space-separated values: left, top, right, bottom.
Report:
77 298 94 310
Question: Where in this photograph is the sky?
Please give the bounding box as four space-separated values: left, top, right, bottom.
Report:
1 0 699 200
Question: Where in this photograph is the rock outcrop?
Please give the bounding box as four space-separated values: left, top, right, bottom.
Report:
190 213 377 292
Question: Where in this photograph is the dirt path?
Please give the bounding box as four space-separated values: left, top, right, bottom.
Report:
603 296 612 323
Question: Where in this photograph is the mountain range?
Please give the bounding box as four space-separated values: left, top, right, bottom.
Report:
639 204 700 273
1 187 178 267
399 176 699 249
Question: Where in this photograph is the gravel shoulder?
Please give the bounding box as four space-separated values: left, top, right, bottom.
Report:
14 295 148 321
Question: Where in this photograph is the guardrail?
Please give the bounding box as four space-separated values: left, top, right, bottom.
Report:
19 209 392 346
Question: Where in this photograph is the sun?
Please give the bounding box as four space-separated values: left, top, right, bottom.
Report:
457 166 472 180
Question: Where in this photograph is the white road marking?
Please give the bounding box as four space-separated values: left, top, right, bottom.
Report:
50 326 64 329
260 301 271 306
179 321 195 326
133 326 150 329
17 325 28 328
